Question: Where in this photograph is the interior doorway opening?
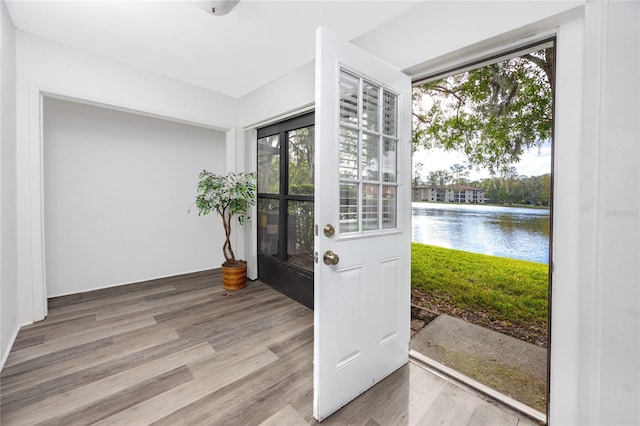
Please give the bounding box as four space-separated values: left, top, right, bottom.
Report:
409 41 555 418
256 112 315 308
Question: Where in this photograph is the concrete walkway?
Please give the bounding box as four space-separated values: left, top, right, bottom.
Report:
410 314 548 413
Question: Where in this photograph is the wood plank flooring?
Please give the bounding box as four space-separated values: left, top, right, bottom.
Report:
0 270 539 425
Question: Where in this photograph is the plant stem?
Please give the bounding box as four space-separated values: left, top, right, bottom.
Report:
222 210 235 262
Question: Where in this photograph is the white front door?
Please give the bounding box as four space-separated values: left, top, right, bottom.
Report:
313 28 412 421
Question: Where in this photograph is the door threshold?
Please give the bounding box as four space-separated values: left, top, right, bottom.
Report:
409 349 547 424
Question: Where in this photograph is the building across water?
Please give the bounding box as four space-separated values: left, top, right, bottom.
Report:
413 185 485 204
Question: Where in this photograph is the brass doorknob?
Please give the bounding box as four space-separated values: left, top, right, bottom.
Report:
323 250 340 266
323 224 335 237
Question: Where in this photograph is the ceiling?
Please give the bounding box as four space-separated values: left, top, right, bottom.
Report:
6 0 421 98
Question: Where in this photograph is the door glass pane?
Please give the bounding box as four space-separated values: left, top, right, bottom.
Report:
362 183 379 231
288 126 315 195
339 127 359 179
382 185 396 228
362 132 379 181
340 183 359 233
257 198 279 256
258 135 280 193
383 90 397 136
337 68 399 235
287 200 314 271
382 138 397 182
362 81 379 131
339 71 359 126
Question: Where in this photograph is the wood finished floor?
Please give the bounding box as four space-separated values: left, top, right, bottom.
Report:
1 270 538 425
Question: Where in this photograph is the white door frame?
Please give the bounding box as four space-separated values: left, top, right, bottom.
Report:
392 14 591 424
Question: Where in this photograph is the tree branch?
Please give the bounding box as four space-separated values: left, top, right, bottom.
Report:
523 52 553 90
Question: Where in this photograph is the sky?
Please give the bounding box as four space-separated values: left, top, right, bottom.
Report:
412 141 552 181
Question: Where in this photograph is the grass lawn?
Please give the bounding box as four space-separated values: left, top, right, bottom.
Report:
411 243 548 328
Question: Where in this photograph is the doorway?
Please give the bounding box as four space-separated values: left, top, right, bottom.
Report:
256 112 315 308
409 42 554 418
42 97 226 298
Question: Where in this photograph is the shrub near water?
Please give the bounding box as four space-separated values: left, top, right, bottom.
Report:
411 243 548 327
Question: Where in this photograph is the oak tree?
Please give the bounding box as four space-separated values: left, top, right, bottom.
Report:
413 48 553 175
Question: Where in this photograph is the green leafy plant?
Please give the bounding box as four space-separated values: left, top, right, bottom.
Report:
194 170 257 267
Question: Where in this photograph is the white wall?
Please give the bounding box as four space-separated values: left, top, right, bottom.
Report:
241 60 315 128
354 1 584 75
239 1 584 127
15 31 241 323
17 31 240 130
0 0 18 370
43 97 226 297
549 3 639 423
240 62 315 279
587 2 639 423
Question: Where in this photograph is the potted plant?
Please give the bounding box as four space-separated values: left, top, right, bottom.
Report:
193 170 257 290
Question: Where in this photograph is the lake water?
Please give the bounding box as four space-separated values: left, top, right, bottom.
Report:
412 203 550 264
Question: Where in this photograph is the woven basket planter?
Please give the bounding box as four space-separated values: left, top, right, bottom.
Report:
221 261 247 291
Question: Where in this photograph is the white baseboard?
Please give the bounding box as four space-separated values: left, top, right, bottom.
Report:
0 325 21 372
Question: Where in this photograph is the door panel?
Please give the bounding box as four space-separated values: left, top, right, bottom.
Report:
379 258 400 343
313 28 411 421
257 113 315 308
